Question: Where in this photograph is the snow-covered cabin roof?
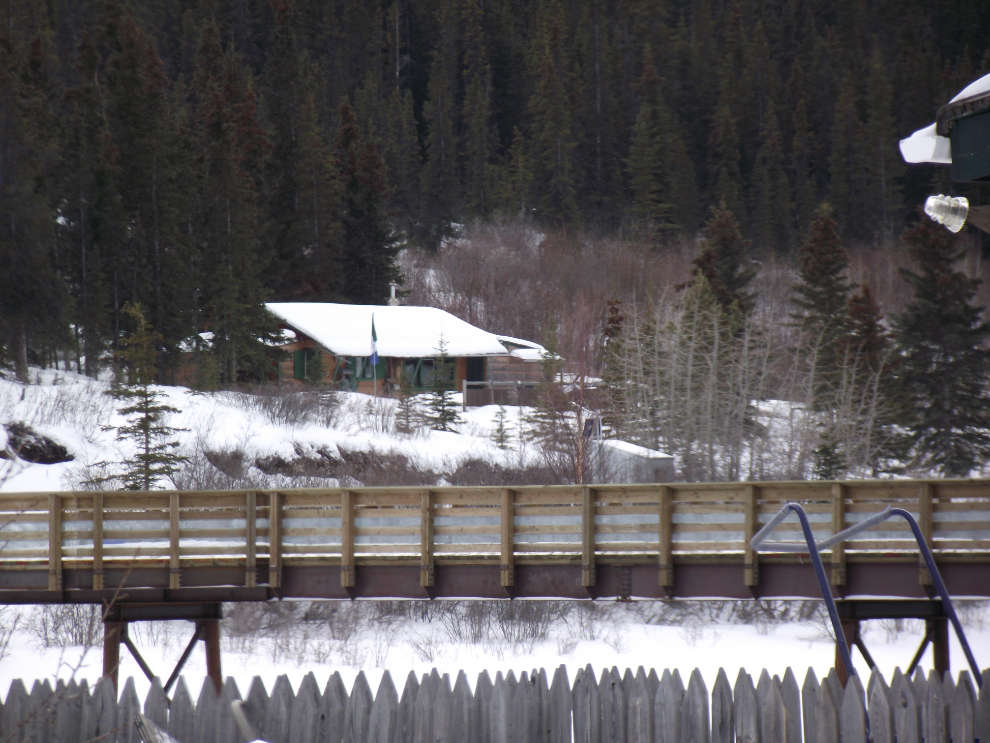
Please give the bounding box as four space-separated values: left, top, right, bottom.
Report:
266 302 509 358
900 71 990 164
495 335 547 362
602 439 673 459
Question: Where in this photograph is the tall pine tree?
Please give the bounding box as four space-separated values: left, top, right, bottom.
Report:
894 219 990 477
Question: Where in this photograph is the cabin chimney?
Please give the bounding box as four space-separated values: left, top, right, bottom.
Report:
387 282 400 306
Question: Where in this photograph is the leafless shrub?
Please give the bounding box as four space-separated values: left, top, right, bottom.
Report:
360 397 395 435
239 384 323 427
29 605 103 648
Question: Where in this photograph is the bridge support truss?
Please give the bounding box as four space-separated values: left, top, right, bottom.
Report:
102 603 223 694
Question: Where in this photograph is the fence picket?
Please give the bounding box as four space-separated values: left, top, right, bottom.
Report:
243 676 269 741
711 668 732 743
602 667 627 743
144 677 168 732
976 671 990 743
551 665 571 743
344 670 374 743
323 671 349 743
95 676 118 743
573 666 600 743
926 673 948 743
762 678 786 743
118 676 142 743
192 677 218 743
951 672 975 743
891 671 920 743
682 669 709 743
733 670 759 743
369 671 399 743
780 668 800 743
216 677 242 743
491 672 508 743
627 666 652 743
265 674 294 743
168 678 194 743
868 672 893 743
53 679 81 743
818 675 839 743
290 672 321 743
656 669 683 743
475 670 493 743
802 669 820 743
839 676 866 743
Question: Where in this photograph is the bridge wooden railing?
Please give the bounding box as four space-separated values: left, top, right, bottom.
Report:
0 479 988 595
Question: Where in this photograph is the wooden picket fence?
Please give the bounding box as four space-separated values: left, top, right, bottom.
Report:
6 663 990 743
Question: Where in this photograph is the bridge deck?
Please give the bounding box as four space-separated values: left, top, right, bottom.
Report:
1 479 988 603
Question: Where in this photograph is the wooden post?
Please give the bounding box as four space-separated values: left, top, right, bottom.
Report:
932 617 949 676
341 490 355 588
420 489 435 588
268 491 282 589
831 483 847 587
743 485 760 587
658 486 674 588
92 492 104 590
202 619 222 694
837 620 859 688
169 492 180 590
500 488 515 588
48 494 62 591
918 482 934 585
581 487 596 588
245 491 257 588
103 621 124 691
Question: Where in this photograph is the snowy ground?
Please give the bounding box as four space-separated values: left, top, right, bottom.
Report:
3 600 989 700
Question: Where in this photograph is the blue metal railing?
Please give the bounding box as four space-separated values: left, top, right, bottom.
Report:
751 502 983 688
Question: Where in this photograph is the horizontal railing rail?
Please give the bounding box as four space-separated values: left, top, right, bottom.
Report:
0 478 988 596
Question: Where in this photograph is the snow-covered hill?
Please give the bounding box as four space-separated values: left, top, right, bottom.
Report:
0 369 539 493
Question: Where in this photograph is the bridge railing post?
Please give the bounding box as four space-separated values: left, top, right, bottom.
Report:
341 490 355 589
169 493 180 589
268 491 282 589
658 486 673 590
93 492 104 590
831 483 847 587
919 482 934 586
581 487 596 589
744 485 760 587
500 488 514 591
420 489 434 589
245 491 257 588
48 493 62 592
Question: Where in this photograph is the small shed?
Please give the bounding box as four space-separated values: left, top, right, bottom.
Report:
591 439 675 484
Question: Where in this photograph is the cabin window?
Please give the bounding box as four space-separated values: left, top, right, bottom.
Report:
293 350 306 379
466 357 485 381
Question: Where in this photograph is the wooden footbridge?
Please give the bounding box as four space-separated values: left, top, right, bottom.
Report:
0 478 988 690
2 478 988 602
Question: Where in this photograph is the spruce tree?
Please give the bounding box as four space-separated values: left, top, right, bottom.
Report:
492 406 513 450
894 219 990 477
690 207 755 315
791 207 853 401
528 15 577 225
426 335 461 433
750 101 791 254
336 100 401 305
106 303 187 490
0 34 66 383
420 24 459 248
191 22 274 383
625 45 675 234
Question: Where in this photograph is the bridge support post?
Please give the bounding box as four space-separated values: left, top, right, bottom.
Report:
202 619 222 694
931 616 949 677
103 621 124 691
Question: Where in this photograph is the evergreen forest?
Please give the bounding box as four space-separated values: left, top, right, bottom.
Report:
2 0 990 470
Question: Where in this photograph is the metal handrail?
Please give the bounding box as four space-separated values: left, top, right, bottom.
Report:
751 502 983 689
